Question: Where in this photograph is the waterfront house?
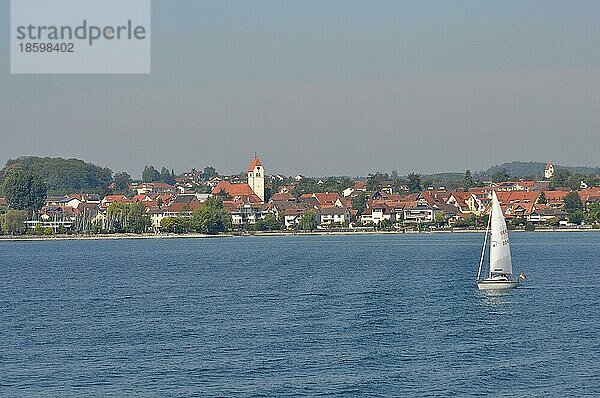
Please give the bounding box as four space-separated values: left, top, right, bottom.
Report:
360 201 398 225
227 201 271 226
447 192 483 215
527 205 567 223
318 206 350 226
403 202 435 224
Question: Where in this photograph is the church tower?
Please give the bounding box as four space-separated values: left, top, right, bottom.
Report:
247 155 265 202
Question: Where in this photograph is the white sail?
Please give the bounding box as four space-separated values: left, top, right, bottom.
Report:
489 191 512 275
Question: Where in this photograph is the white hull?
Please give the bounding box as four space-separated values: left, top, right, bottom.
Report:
477 279 518 290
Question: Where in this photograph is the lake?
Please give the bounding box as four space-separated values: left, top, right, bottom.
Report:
1 233 599 397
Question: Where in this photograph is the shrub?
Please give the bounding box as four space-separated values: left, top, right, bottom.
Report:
524 223 535 231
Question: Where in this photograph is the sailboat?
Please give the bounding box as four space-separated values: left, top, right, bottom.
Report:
476 191 522 290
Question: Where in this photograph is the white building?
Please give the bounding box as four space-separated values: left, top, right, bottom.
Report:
545 163 554 179
318 207 350 226
247 156 265 203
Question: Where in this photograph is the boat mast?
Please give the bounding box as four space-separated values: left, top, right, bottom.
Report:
476 207 492 281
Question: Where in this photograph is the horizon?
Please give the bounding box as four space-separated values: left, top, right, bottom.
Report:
1 154 599 180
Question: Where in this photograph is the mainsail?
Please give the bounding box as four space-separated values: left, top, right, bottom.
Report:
489 191 512 275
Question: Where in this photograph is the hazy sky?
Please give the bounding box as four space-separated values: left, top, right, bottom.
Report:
1 0 599 177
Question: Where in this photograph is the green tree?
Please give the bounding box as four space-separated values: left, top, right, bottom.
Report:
254 214 283 231
191 197 231 234
2 209 28 235
161 217 190 233
537 191 547 204
202 166 218 180
113 172 132 194
524 223 536 231
463 170 474 191
127 202 151 233
142 165 160 183
454 217 474 228
1 170 47 212
366 172 388 191
549 168 571 189
351 192 368 214
434 211 446 227
584 203 600 224
159 167 176 185
563 192 583 213
568 211 584 225
589 175 600 188
407 173 422 193
491 168 510 183
379 218 394 230
299 210 317 231
422 178 434 189
107 202 150 233
565 174 584 191
2 156 112 195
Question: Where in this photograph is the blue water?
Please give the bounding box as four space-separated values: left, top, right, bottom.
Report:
0 233 599 397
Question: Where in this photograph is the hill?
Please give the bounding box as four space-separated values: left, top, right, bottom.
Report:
1 156 112 195
483 161 600 179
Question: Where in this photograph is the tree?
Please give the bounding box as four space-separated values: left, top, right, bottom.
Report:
142 165 160 183
161 217 190 233
1 170 47 212
107 203 150 233
379 218 394 230
537 191 547 204
422 178 433 190
454 217 474 228
113 172 132 194
2 156 112 195
254 214 283 231
589 175 600 188
565 174 584 191
2 209 28 235
351 192 367 214
299 210 317 231
291 176 353 196
127 203 151 233
568 211 584 225
463 170 474 191
202 166 218 180
407 173 422 193
434 211 446 227
366 172 388 191
159 167 176 185
584 203 600 224
191 197 231 234
563 192 583 214
524 223 536 231
549 168 571 189
491 168 510 183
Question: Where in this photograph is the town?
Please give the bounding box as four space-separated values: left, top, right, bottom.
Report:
0 156 599 236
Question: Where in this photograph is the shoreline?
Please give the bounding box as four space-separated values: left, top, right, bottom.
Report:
0 227 598 242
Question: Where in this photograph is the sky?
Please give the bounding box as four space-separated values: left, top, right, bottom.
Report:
1 0 599 178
